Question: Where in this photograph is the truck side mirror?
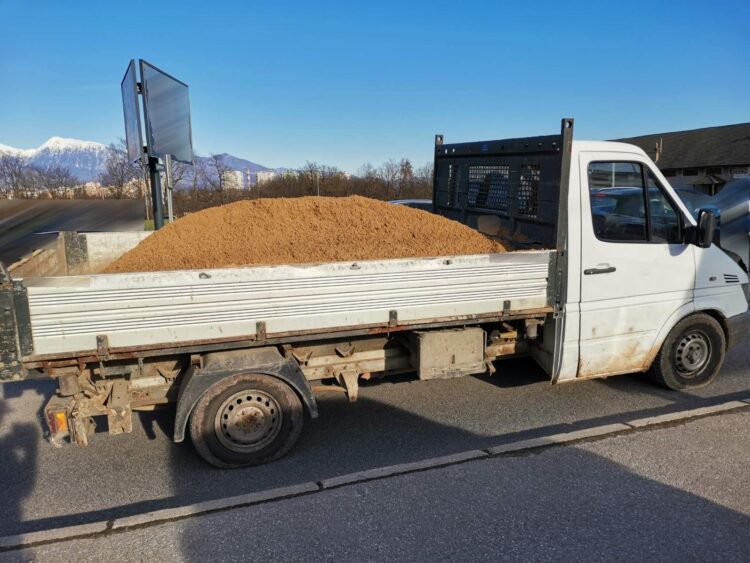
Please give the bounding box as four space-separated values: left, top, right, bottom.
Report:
695 209 717 248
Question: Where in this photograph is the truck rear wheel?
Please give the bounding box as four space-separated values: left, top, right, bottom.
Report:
648 314 726 390
189 373 304 468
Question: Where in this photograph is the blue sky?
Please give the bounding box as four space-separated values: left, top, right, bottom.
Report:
1 0 748 172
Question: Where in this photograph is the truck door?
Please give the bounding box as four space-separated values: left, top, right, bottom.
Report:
577 152 695 377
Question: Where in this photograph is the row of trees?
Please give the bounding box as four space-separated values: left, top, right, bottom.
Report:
0 154 79 199
1 140 434 216
173 158 433 214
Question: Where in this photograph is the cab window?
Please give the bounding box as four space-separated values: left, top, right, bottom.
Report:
647 170 681 243
588 162 682 244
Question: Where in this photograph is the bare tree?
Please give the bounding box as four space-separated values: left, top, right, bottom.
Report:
99 140 138 199
378 159 400 200
41 165 77 198
397 158 414 196
298 161 320 196
191 155 207 192
415 162 433 183
0 154 26 198
204 154 230 193
170 159 190 190
357 162 377 179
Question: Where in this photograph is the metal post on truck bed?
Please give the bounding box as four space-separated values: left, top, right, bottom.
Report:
550 118 574 383
0 264 32 381
553 118 575 317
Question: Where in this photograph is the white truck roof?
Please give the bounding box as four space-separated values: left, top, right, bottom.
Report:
572 140 651 156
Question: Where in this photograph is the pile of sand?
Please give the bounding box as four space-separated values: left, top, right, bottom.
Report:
104 196 507 273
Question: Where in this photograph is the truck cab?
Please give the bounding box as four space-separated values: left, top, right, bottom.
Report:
433 120 750 390
562 140 749 385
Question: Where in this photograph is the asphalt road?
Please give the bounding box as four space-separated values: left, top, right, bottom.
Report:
0 340 749 539
5 410 749 562
0 200 144 265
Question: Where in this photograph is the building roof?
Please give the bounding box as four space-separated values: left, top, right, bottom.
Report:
614 122 750 169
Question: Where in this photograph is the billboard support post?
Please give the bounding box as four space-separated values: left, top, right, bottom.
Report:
164 154 175 223
121 58 193 230
148 157 164 230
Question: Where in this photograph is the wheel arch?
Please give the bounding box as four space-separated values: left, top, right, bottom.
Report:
697 308 731 349
173 347 318 443
645 305 730 371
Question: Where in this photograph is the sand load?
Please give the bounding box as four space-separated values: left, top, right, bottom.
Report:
104 196 507 273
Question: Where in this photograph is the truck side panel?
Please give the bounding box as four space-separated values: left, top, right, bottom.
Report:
22 251 553 358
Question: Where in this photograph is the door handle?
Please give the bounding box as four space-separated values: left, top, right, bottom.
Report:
584 265 616 275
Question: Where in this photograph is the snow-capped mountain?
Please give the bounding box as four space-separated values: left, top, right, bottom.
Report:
0 138 273 184
0 137 109 182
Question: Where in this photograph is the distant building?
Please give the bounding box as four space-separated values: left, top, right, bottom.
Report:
616 122 750 195
256 170 278 185
221 170 244 190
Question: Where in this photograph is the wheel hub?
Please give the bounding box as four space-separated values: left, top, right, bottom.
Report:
675 331 710 377
214 390 283 453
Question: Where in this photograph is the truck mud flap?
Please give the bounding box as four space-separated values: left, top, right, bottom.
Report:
0 264 33 381
173 347 318 443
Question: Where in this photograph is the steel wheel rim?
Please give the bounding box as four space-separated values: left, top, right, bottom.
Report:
674 330 711 378
214 390 283 453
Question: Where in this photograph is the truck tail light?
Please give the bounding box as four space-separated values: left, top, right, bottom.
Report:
47 410 69 435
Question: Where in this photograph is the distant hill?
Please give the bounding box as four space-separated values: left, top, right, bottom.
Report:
207 153 269 173
0 137 109 182
0 138 273 184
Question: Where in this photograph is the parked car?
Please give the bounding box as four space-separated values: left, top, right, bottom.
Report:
389 199 433 212
589 186 681 243
676 180 750 271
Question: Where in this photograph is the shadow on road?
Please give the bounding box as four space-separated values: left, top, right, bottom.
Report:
2 356 749 538
173 407 750 561
0 386 39 542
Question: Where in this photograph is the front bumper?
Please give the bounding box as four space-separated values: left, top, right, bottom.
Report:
727 310 750 350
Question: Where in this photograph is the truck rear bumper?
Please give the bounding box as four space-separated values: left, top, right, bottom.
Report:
727 310 750 350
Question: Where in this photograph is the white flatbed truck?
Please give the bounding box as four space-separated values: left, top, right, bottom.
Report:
1 119 748 467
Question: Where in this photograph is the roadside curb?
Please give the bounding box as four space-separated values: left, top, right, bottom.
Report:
0 521 108 551
111 482 320 530
320 450 488 489
485 423 631 454
2 399 748 551
625 401 748 428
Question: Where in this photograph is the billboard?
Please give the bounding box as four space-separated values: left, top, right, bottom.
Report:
120 60 143 163
140 60 194 164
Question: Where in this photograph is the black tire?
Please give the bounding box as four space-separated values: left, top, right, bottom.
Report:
189 373 304 468
648 314 726 390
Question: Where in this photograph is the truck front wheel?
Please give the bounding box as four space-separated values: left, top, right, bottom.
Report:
189 373 304 468
648 314 726 390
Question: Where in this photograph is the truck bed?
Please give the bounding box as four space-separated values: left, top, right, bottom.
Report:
21 250 554 359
